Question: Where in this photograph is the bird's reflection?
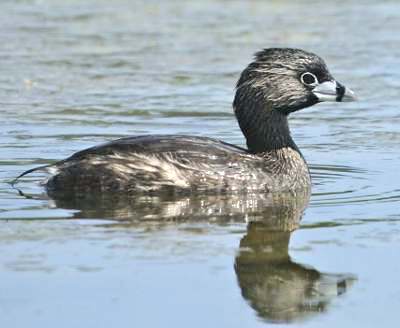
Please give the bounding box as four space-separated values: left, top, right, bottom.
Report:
46 188 309 223
235 221 356 323
21 186 356 323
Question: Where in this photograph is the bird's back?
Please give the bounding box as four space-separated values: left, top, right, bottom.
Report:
46 135 281 195
43 135 310 196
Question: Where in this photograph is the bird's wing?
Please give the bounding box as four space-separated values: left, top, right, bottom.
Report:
64 135 249 163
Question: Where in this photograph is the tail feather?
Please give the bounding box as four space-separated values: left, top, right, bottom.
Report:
11 164 52 187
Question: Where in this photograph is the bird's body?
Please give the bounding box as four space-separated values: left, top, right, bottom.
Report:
44 135 309 194
15 48 356 195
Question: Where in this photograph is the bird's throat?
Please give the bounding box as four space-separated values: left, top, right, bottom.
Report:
244 110 298 154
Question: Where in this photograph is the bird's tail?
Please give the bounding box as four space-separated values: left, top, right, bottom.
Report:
11 164 52 187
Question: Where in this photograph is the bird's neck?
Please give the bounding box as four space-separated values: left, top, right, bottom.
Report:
246 110 298 154
234 98 298 154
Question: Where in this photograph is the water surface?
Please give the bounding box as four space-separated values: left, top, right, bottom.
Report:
1 1 400 327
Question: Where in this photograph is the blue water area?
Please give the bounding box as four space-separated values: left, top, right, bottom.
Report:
1 1 400 327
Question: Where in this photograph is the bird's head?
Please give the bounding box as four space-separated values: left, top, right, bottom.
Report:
234 48 356 116
233 48 356 153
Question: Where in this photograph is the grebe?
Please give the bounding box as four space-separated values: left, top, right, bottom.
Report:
15 48 356 194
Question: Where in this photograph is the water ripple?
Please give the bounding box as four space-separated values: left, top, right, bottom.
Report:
310 164 400 207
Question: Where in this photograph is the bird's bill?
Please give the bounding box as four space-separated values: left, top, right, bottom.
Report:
312 80 357 102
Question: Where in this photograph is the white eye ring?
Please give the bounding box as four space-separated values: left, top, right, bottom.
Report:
300 72 319 86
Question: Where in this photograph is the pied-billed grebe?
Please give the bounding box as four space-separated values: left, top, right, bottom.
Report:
15 48 356 194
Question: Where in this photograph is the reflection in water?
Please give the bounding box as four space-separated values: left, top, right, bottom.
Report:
235 190 356 323
45 188 310 222
20 186 356 323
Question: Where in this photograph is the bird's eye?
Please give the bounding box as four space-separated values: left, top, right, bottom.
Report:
300 72 318 86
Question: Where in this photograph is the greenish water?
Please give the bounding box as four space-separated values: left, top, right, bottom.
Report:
1 1 400 327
